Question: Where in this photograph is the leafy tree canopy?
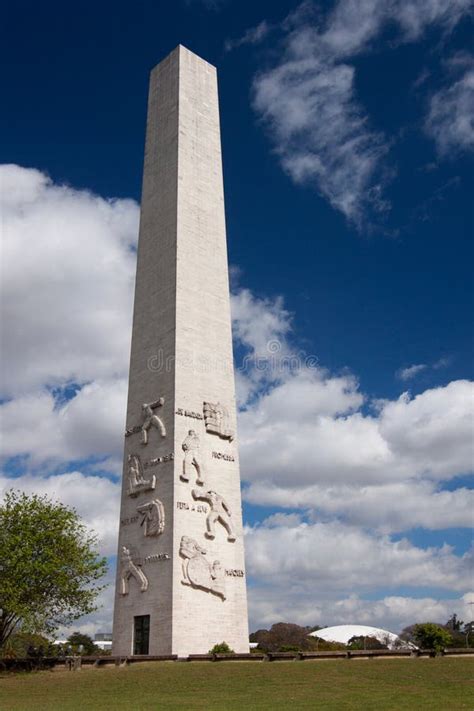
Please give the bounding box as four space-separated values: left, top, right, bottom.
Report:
0 491 107 649
413 623 453 652
250 623 345 652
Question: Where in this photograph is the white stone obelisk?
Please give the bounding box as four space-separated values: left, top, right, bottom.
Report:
112 46 249 657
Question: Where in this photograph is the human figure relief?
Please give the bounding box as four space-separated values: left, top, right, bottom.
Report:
127 454 156 497
203 401 234 441
120 546 148 595
192 489 236 542
181 430 204 486
179 535 225 600
141 398 166 444
137 498 165 537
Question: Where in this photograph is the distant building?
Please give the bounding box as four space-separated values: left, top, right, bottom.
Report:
94 633 112 651
309 624 413 649
52 632 113 652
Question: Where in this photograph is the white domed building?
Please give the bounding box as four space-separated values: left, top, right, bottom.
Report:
309 624 410 650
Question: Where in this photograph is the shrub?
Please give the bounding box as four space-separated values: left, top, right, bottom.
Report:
279 645 300 652
209 641 234 654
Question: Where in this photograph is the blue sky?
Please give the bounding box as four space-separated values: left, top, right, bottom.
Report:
1 0 473 636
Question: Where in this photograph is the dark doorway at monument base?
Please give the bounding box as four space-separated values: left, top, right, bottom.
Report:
133 615 150 655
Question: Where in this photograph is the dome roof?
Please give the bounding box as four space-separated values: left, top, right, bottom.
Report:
309 624 406 649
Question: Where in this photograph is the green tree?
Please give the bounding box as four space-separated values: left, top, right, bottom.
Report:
250 623 320 652
2 632 54 659
251 623 346 652
463 622 474 648
413 623 453 652
67 632 98 655
445 613 463 632
0 491 107 649
347 635 387 650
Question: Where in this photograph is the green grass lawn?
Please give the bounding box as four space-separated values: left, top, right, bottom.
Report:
0 658 472 711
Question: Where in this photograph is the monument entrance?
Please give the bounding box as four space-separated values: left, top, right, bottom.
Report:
133 615 150 656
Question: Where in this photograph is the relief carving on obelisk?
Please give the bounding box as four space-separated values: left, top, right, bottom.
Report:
179 535 226 600
192 489 237 542
124 397 167 442
120 546 148 595
137 498 165 537
141 398 166 443
181 429 205 486
127 454 156 497
203 401 234 441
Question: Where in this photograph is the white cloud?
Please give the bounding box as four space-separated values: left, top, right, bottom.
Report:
433 356 452 370
0 378 127 468
239 377 473 493
378 381 474 479
232 288 292 358
248 589 474 633
252 0 472 226
225 21 271 52
253 39 390 227
0 164 138 397
246 519 472 593
425 54 474 156
322 0 472 55
245 481 474 533
245 516 473 631
0 164 136 469
231 288 294 405
397 363 428 380
262 512 304 528
397 357 451 380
